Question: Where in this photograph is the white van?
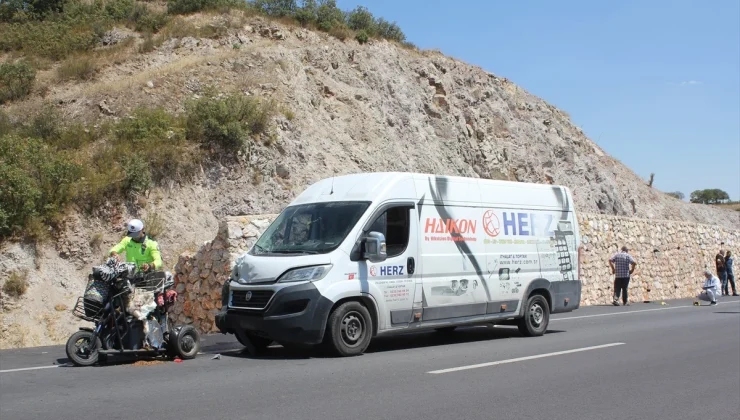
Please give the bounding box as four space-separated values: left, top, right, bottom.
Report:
215 172 582 356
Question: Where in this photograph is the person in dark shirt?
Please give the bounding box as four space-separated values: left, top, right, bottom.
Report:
716 248 728 296
724 250 737 296
609 246 637 306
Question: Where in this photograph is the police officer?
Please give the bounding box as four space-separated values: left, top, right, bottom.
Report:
109 219 162 272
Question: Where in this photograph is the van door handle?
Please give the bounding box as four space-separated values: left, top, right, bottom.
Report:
407 257 415 275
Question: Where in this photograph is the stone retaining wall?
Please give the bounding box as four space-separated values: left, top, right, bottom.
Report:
172 213 740 333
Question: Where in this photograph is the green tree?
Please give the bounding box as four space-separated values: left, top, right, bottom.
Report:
294 0 316 26
253 0 297 17
314 0 344 31
347 6 374 34
666 191 684 200
690 189 730 204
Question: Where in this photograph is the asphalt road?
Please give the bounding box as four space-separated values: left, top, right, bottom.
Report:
1 297 739 420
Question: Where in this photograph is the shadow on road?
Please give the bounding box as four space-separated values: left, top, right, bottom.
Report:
218 326 565 361
713 311 740 314
366 326 564 354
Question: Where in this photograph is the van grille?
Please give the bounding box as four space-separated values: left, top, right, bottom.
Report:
230 290 274 310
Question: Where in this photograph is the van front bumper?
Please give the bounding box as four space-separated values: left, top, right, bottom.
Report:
214 282 333 345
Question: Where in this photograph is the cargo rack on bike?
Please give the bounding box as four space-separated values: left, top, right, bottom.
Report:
131 271 172 293
72 296 104 322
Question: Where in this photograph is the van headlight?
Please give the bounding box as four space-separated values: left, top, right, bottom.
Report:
278 265 332 283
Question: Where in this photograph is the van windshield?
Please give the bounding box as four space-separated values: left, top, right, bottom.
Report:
250 201 371 256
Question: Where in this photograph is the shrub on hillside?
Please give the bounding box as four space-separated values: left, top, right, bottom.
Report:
0 134 82 238
167 0 244 15
355 29 369 44
0 0 65 23
25 105 61 141
0 1 167 61
0 93 276 241
185 93 276 157
374 17 405 43
111 107 197 185
2 270 29 298
0 17 101 60
131 5 169 33
253 0 297 17
0 60 36 103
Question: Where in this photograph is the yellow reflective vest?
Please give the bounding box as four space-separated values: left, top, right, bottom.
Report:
108 236 163 270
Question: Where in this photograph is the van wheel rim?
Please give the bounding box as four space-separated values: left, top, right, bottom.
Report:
341 312 364 346
530 303 544 327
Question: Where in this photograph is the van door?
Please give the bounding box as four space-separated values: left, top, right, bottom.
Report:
418 209 485 321
365 204 418 329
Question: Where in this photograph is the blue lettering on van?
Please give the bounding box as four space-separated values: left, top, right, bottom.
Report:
501 212 557 237
503 212 517 235
517 213 529 236
379 265 404 276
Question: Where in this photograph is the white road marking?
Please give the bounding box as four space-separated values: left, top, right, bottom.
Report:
428 342 625 374
0 365 64 374
552 300 740 322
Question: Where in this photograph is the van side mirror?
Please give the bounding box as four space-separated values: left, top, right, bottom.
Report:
363 231 387 263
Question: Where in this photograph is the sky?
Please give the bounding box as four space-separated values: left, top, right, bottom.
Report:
335 0 740 201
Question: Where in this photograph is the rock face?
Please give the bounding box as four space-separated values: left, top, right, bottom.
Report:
172 213 740 335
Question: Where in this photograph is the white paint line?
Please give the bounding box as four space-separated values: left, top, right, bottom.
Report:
552 300 740 322
428 342 625 374
0 365 63 374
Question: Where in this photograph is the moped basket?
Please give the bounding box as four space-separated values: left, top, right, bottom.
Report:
72 296 104 322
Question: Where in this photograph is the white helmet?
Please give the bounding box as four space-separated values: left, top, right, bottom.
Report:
126 219 144 237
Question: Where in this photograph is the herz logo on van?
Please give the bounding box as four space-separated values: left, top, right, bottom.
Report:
483 211 557 237
369 265 405 277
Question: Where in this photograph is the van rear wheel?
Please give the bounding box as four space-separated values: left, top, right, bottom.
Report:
325 301 373 357
517 294 550 337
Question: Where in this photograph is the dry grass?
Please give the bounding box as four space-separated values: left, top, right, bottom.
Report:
54 304 68 312
57 38 137 83
89 232 104 252
712 202 740 211
96 37 137 65
57 56 98 82
0 323 28 349
328 26 352 42
143 212 166 240
282 107 295 121
84 50 242 95
40 312 64 343
3 270 29 298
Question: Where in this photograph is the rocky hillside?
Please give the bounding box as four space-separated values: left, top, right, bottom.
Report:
1 9 738 348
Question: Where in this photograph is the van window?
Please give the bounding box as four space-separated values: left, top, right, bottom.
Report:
251 201 370 255
368 207 410 258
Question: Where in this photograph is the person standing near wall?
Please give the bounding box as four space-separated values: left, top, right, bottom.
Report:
609 246 637 306
724 250 737 296
715 248 728 296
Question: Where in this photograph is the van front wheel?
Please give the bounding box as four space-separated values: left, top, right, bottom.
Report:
325 301 373 357
517 294 550 337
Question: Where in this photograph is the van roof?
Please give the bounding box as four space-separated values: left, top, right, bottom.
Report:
289 172 574 212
